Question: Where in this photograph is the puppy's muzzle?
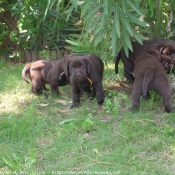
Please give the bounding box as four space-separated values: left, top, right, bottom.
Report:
75 71 86 80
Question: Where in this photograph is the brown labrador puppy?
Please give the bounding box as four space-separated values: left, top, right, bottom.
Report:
129 49 175 113
63 54 104 108
22 59 68 94
115 38 175 83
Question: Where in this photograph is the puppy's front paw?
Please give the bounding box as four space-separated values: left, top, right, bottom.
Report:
128 106 139 112
69 102 80 109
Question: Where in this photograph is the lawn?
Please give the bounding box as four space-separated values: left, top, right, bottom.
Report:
0 59 175 175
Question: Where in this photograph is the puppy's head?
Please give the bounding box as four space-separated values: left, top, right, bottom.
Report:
64 55 90 82
157 42 175 68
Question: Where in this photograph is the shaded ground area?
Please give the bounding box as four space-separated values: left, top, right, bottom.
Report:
111 81 133 93
105 81 133 97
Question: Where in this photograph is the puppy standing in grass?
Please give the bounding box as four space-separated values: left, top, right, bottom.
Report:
63 54 105 108
22 59 68 95
129 49 175 112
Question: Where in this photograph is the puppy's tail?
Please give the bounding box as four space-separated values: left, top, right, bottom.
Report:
143 69 154 97
22 63 32 84
115 50 121 74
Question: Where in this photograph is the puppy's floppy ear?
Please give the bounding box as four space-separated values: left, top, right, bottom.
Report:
157 43 172 55
63 60 69 78
160 46 169 54
158 44 173 61
63 56 69 78
147 49 161 60
84 58 91 74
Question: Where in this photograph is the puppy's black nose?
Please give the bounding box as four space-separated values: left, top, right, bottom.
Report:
76 72 81 76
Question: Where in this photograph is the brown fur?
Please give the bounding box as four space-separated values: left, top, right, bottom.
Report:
115 38 175 83
129 49 175 112
22 59 68 94
63 54 104 108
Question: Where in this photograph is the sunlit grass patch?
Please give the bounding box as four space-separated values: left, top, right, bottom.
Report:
0 75 37 114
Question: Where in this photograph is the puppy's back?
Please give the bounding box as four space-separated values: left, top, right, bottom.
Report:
86 54 104 78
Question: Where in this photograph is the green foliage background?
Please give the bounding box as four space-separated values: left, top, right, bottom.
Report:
0 0 175 61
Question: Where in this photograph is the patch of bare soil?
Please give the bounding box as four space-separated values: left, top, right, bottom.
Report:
105 81 133 96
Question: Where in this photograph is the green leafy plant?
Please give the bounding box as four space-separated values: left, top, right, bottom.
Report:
1 151 37 171
66 0 147 59
65 0 175 62
0 23 8 47
9 0 81 51
3 0 174 62
59 113 101 133
106 90 117 98
81 113 100 132
141 0 175 39
104 96 120 115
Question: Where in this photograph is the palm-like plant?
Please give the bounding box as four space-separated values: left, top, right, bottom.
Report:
7 0 175 61
66 0 175 61
142 0 174 39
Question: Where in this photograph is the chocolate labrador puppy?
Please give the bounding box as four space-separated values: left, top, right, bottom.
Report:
22 59 68 94
115 38 175 83
63 54 104 108
129 49 175 112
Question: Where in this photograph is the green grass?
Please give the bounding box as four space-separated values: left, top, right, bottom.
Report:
0 60 175 174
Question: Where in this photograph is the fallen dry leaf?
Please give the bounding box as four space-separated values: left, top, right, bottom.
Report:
37 103 49 107
54 100 68 105
59 109 71 113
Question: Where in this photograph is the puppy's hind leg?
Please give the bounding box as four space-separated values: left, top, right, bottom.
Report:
129 80 142 111
157 88 175 112
124 61 135 83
